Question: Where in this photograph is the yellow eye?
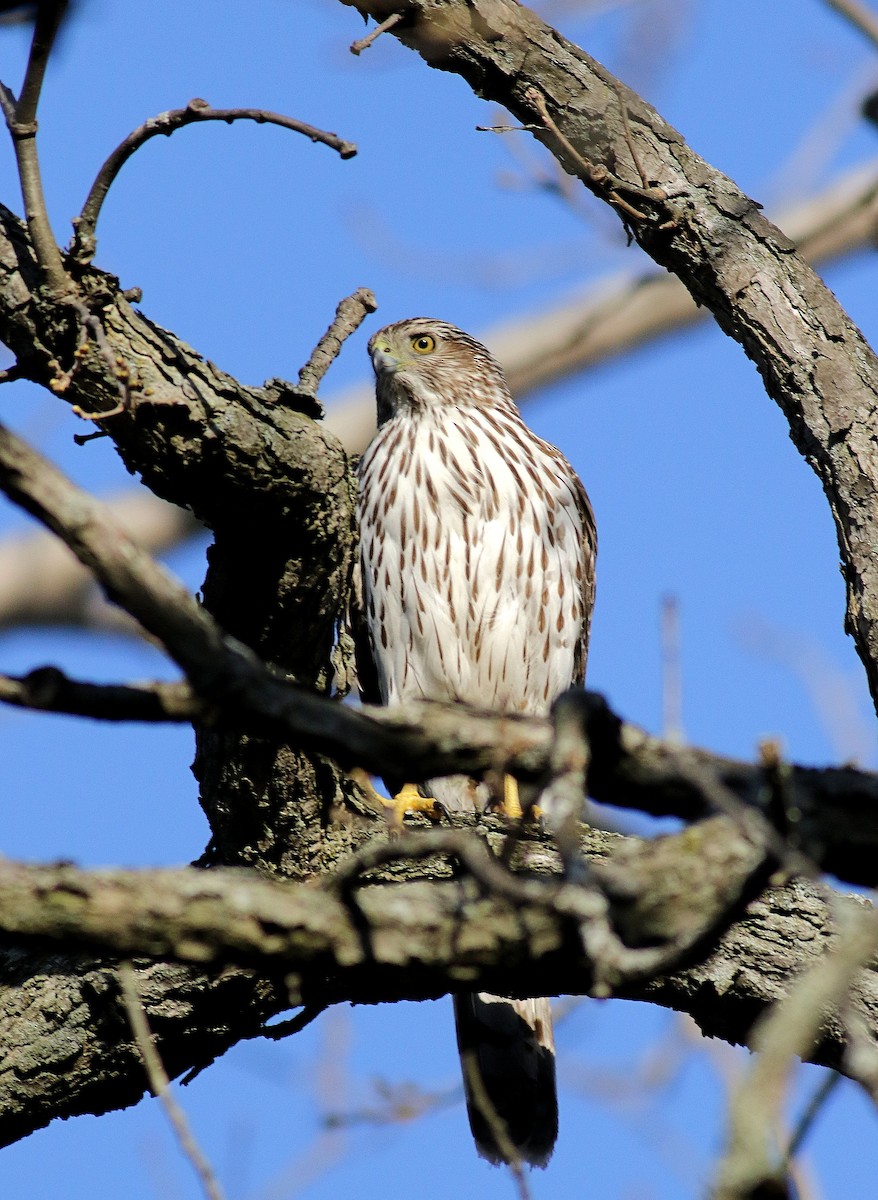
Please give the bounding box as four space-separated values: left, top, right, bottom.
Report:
410 334 436 355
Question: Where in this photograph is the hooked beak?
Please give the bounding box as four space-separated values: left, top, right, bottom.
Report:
371 342 402 377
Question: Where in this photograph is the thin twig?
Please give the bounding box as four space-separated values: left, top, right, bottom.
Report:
331 820 765 998
349 11 404 54
62 296 130 417
118 962 226 1200
71 99 357 264
2 0 68 291
613 77 649 190
783 1070 842 1166
0 360 22 385
256 1003 328 1042
539 690 592 878
660 594 684 744
525 84 680 226
294 288 378 403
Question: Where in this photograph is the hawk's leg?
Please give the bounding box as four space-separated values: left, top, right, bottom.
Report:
503 774 524 820
494 775 542 821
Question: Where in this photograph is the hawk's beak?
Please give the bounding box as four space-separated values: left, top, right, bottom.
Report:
371 343 402 377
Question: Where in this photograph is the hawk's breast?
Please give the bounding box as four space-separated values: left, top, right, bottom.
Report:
357 405 584 717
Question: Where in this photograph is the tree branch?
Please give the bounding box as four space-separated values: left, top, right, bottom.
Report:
2 0 68 291
71 98 358 265
0 490 200 632
825 0 878 50
0 666 200 721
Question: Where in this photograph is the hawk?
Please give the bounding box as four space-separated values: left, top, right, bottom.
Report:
355 318 597 1166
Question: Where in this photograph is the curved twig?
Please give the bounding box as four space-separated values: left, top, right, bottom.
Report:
70 98 358 264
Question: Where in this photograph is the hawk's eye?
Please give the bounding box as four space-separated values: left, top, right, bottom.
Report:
411 334 436 355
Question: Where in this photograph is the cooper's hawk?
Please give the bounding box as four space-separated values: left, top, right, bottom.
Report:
355 318 597 1166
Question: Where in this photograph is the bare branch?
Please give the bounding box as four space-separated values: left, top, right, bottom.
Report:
119 963 226 1200
349 10 405 54
0 666 200 721
71 99 358 265
1 0 68 291
293 287 378 405
0 490 199 632
0 815 870 1148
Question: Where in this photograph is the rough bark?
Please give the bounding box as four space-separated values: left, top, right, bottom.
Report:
0 817 868 1149
0 198 370 1137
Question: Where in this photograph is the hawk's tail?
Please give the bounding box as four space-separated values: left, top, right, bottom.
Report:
453 993 558 1167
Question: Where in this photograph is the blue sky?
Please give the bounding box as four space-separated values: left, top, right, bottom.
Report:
1 1 878 1197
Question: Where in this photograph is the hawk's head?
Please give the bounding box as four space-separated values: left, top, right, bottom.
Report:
368 318 512 423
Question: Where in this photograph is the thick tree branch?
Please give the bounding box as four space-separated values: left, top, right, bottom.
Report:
0 824 870 1120
341 0 878 715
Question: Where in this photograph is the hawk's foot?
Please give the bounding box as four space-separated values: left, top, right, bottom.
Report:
350 771 440 823
384 782 441 824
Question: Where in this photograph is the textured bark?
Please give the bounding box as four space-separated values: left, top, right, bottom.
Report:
0 817 869 1148
0 200 370 1137
0 201 364 870
342 0 878 713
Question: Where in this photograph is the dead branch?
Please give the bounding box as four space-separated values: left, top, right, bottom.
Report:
71 98 358 264
293 287 377 405
0 0 68 291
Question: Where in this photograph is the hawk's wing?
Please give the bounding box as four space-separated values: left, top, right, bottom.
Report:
349 555 383 707
569 471 598 688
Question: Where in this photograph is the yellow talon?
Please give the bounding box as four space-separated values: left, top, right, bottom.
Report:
349 770 439 823
383 782 440 824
